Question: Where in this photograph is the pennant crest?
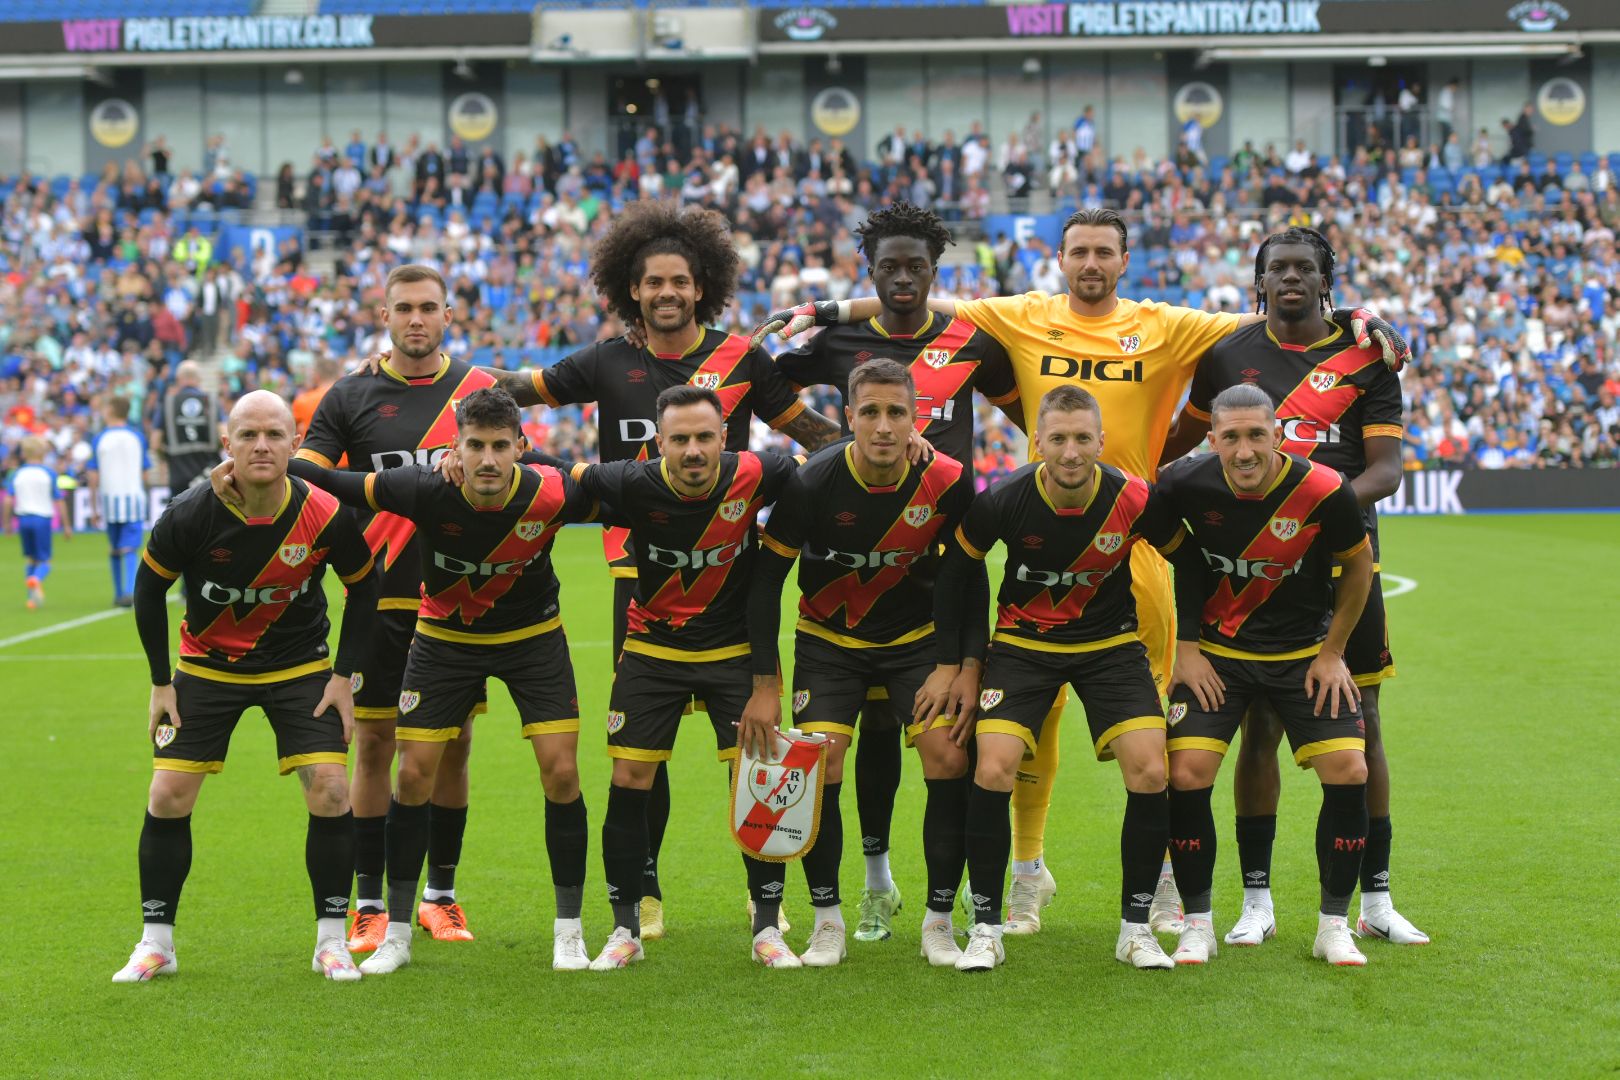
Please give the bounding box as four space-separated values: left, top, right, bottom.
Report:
1269 516 1301 541
731 730 828 862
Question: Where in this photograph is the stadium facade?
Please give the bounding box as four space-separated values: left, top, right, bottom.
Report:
2 1 1620 177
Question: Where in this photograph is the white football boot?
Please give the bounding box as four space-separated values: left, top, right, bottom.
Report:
1115 923 1175 970
920 920 964 966
358 934 411 976
112 940 177 983
1224 900 1278 946
1313 916 1369 966
955 924 1005 972
589 926 644 971
1172 917 1219 965
1003 866 1057 935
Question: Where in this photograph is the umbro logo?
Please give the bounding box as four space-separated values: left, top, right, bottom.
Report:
1131 893 1155 905
1023 534 1043 548
855 351 873 363
1046 329 1064 340
627 369 647 383
210 547 232 562
1203 511 1223 525
142 900 166 913
971 893 991 907
377 404 399 418
836 511 857 524
1242 368 1261 378
325 896 350 910
649 510 670 523
441 522 462 535
1245 871 1267 882
811 887 835 901
760 881 785 898
932 889 956 904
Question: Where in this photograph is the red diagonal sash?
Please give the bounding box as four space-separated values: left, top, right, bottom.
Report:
998 474 1148 632
692 333 753 419
420 471 567 626
907 318 978 433
1275 346 1381 458
1203 463 1340 638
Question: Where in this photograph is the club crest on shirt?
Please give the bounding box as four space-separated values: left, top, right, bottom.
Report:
979 688 1004 710
515 519 545 541
154 723 177 749
1118 334 1141 354
903 504 932 528
1094 532 1124 555
1167 702 1188 726
922 348 952 369
719 498 748 523
398 690 420 714
278 544 309 567
691 372 722 391
1269 516 1301 541
792 689 810 714
1309 371 1337 393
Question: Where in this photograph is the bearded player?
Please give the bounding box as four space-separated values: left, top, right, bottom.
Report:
771 202 1020 944
1160 227 1425 947
758 207 1409 934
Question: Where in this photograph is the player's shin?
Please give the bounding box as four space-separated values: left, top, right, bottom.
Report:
643 763 671 902
922 776 970 920
744 853 787 935
801 782 844 920
964 784 1012 926
545 795 588 922
307 811 355 941
1234 814 1277 902
855 726 902 890
1010 704 1060 872
1121 790 1170 926
1166 786 1217 918
353 814 386 910
383 799 431 932
424 803 467 903
602 784 650 937
138 811 192 949
1316 783 1369 917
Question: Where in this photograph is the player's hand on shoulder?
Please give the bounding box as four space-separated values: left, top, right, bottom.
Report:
750 301 840 349
351 349 390 377
317 672 356 745
209 458 245 508
1304 649 1360 719
905 428 936 465
1169 642 1225 712
621 319 647 350
149 683 180 740
436 446 466 485
1332 306 1411 372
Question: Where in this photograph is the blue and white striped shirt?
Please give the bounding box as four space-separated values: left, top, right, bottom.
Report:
92 424 150 524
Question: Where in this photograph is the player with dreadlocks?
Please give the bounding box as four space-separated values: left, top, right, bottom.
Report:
435 200 843 940
1159 226 1425 959
770 201 1022 952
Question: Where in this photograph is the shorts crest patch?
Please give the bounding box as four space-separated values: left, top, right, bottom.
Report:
1094 531 1124 555
153 723 177 749
398 690 420 714
719 498 748 523
903 504 932 528
792 689 810 713
1167 702 1188 726
979 688 1004 710
278 544 309 567
1269 516 1300 541
350 672 364 694
606 710 625 735
515 519 545 541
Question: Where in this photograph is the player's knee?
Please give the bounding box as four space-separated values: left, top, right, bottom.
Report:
1314 749 1368 786
972 751 1018 792
1120 752 1167 793
147 775 200 818
354 724 395 767
302 767 350 816
395 751 439 801
1168 753 1217 791
918 740 967 780
612 758 657 790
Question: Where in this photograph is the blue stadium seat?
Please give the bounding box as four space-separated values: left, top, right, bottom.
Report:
1554 152 1573 173
1580 152 1599 173
1608 152 1620 174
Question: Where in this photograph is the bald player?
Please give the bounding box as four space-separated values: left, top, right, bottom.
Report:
116 391 379 983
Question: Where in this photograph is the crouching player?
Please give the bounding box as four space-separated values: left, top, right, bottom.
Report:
933 386 1185 972
1151 384 1376 967
117 391 378 982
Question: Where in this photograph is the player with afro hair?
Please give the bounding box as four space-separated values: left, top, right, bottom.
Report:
589 201 741 330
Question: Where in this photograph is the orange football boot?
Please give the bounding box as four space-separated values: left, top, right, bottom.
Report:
417 900 475 942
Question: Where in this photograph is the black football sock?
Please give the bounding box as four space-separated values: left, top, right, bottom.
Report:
384 799 431 925
964 783 1012 926
1234 813 1278 893
545 795 588 920
800 781 843 909
855 724 902 859
922 776 970 914
1317 783 1368 917
307 811 355 922
744 853 786 935
1361 814 1393 895
1121 788 1170 923
1167 786 1217 914
602 785 649 936
139 812 192 927
425 802 467 896
353 814 386 910
642 762 670 901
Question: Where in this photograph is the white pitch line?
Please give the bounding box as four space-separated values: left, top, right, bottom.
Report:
1382 573 1418 599
0 653 144 662
0 607 130 650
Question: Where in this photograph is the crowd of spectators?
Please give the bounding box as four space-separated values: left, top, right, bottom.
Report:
5 108 1620 518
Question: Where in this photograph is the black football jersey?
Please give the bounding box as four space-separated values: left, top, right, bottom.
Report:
141 478 374 680
1143 452 1368 656
760 441 973 647
533 328 806 571
567 451 798 659
1188 323 1403 482
296 355 498 606
773 313 1017 467
952 462 1152 649
361 463 597 642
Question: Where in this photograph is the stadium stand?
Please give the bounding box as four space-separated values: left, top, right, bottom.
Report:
0 0 252 19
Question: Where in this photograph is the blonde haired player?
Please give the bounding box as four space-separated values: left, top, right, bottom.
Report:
756 208 1409 934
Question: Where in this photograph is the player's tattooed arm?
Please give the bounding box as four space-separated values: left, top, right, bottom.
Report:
478 366 547 408
775 406 843 451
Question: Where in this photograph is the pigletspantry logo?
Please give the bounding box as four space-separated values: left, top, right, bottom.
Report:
774 7 837 41
1507 1 1569 31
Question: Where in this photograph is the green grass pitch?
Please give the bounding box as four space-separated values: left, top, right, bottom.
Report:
2 514 1616 1078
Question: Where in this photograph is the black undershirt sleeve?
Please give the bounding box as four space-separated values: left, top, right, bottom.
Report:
301 464 371 507
133 562 174 686
932 544 977 665
747 548 796 678
1167 538 1207 642
961 557 990 662
332 567 378 678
